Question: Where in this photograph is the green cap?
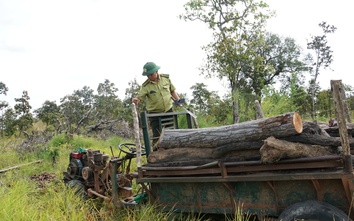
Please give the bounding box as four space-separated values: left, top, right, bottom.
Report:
142 62 160 76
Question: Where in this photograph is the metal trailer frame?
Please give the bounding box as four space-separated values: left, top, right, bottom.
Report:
137 111 354 219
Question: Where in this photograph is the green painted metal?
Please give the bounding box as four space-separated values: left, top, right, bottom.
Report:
137 110 354 218
140 111 195 157
147 177 353 217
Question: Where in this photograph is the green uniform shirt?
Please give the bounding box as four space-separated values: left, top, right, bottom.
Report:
137 74 176 113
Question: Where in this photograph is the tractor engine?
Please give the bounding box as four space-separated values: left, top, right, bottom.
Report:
63 148 133 199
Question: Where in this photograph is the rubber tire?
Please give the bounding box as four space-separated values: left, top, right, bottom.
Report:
278 200 351 221
66 179 87 199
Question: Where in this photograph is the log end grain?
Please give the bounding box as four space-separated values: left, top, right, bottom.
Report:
293 112 303 133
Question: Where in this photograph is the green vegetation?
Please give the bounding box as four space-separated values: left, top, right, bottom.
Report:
0 134 258 221
0 134 260 221
0 1 354 219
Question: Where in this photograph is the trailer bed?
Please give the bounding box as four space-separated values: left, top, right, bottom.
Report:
138 155 354 218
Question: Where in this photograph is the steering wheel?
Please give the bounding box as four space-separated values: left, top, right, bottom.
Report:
118 143 146 157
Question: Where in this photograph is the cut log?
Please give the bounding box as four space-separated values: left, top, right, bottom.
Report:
147 148 260 166
260 136 337 164
214 121 349 158
283 133 354 148
320 123 354 137
212 141 264 158
302 121 325 134
156 112 303 149
148 148 214 164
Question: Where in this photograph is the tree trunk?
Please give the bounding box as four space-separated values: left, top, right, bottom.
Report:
156 112 303 149
255 100 264 119
147 147 260 166
260 136 336 164
212 140 264 158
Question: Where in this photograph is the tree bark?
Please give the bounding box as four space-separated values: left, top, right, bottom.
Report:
156 112 303 149
320 123 354 137
211 141 264 158
148 148 214 163
260 136 336 164
147 148 260 166
255 100 264 119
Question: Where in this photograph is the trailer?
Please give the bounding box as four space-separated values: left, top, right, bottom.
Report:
135 110 354 220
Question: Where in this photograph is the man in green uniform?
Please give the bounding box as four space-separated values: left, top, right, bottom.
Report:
132 62 180 146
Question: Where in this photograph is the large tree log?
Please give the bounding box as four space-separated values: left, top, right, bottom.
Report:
260 136 337 164
213 121 351 157
283 133 354 148
147 148 260 166
156 112 303 149
212 141 264 158
148 148 214 163
320 123 354 137
285 120 354 148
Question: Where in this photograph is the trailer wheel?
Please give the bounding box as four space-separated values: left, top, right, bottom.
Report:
278 200 351 221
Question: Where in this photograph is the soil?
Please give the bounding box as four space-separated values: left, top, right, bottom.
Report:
30 172 56 188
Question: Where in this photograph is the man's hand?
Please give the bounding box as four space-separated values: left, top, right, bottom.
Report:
174 98 185 106
132 98 140 105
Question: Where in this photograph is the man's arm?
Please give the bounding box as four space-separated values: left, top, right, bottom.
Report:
171 91 180 102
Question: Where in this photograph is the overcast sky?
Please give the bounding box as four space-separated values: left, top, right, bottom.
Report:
1 0 353 110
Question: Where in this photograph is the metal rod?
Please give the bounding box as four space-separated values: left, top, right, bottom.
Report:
87 188 111 202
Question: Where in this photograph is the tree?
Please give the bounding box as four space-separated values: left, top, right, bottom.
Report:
59 94 85 133
72 86 96 132
34 100 61 128
316 89 332 120
190 83 212 114
244 33 307 100
2 108 16 136
14 90 33 135
281 72 311 117
307 21 336 120
347 86 354 120
0 82 8 96
123 78 143 121
207 92 231 125
95 79 122 120
0 82 9 136
180 0 274 123
73 86 95 106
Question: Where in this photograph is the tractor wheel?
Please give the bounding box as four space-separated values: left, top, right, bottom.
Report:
278 200 351 221
66 180 87 199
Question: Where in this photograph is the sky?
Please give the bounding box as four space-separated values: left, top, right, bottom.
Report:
0 0 353 110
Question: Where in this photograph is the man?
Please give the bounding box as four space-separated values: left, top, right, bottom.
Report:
132 61 180 146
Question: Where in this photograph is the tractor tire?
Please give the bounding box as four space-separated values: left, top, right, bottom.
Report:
66 180 87 199
278 200 351 221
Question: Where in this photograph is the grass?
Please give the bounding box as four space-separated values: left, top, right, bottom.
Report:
0 135 210 221
0 163 94 221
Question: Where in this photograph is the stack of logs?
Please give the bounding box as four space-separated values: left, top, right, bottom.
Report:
146 112 354 167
